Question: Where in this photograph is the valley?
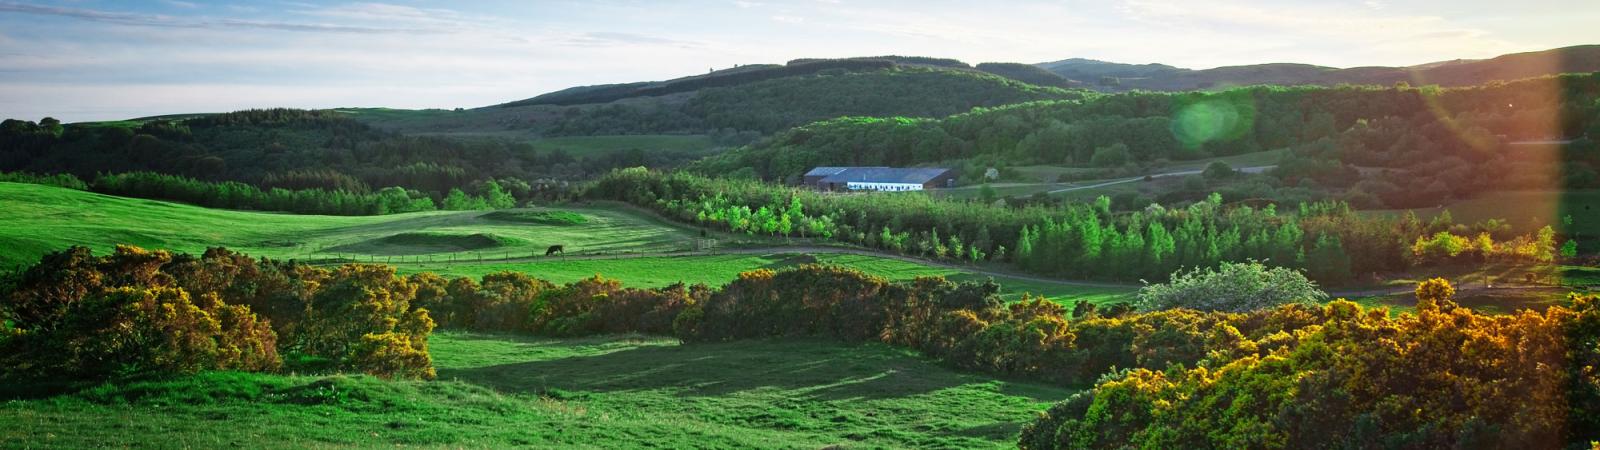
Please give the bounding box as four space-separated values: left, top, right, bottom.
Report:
4 9 1600 447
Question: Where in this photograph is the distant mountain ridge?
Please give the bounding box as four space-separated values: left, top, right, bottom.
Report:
1037 45 1600 91
505 56 1082 108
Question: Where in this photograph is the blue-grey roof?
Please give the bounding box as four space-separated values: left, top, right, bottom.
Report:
819 167 954 184
805 166 878 177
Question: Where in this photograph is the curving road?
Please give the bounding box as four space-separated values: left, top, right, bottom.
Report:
1046 165 1276 194
370 243 1441 298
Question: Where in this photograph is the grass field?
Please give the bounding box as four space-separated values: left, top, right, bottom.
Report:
0 182 702 267
0 182 1137 305
400 252 1137 305
940 150 1286 202
0 333 1074 449
1368 190 1600 235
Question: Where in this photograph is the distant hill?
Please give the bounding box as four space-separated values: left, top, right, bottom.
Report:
974 62 1084 89
358 58 1086 138
1036 58 1187 84
1040 45 1600 91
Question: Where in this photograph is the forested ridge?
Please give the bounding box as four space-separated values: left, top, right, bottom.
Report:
539 66 1083 136
699 73 1600 208
0 109 676 197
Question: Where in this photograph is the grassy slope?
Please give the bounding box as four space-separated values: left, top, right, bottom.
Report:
0 182 700 266
0 182 1137 304
1367 190 1600 236
0 333 1074 449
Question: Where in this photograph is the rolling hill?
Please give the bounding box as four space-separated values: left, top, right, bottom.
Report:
353 59 1086 138
1039 45 1600 91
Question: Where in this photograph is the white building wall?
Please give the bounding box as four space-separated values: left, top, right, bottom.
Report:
846 182 924 192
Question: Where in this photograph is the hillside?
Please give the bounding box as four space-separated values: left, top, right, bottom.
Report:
355 62 1085 138
697 73 1600 210
1042 45 1600 91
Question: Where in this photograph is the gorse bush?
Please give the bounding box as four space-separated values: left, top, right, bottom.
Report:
3 285 280 380
8 244 1596 447
0 246 436 381
1133 260 1326 312
1020 279 1600 449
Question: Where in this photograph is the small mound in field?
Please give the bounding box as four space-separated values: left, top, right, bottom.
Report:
483 210 591 226
377 232 514 250
331 232 521 255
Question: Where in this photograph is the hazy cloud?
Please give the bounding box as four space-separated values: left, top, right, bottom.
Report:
0 1 447 34
564 31 703 48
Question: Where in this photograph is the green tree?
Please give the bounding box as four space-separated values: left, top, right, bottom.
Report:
1306 234 1352 284
1089 143 1131 167
1135 260 1327 312
480 180 516 209
1202 161 1235 180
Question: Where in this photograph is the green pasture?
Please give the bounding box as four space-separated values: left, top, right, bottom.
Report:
0 333 1074 449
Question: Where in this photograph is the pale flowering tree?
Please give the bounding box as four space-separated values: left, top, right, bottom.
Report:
1135 260 1327 312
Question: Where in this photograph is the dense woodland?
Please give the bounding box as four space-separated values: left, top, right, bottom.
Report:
5 247 1595 448
541 66 1080 136
0 109 675 198
699 73 1600 208
589 169 1567 285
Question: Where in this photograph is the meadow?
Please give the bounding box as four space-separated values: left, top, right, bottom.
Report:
1368 189 1600 236
0 182 702 267
0 182 1137 305
400 252 1136 304
0 333 1074 449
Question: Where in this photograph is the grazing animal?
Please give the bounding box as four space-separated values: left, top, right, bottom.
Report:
545 245 565 256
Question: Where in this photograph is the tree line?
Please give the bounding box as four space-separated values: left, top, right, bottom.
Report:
0 170 521 216
586 169 1566 285
0 108 676 200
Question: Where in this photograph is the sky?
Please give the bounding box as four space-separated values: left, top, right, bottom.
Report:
2 0 1597 122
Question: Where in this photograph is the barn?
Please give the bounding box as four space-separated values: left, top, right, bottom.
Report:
805 167 957 192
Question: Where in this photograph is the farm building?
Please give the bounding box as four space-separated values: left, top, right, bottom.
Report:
805 167 957 192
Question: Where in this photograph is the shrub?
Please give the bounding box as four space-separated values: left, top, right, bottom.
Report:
0 246 434 381
1021 280 1595 449
1 286 280 380
1134 260 1325 312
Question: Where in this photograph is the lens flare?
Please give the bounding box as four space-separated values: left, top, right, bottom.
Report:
1172 97 1256 150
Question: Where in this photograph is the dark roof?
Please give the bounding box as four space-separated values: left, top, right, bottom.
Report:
819 167 954 185
805 166 881 177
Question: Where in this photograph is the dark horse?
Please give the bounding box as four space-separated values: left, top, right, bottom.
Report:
545 245 565 256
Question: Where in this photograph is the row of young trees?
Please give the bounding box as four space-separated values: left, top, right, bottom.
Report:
587 169 1565 285
0 170 520 216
